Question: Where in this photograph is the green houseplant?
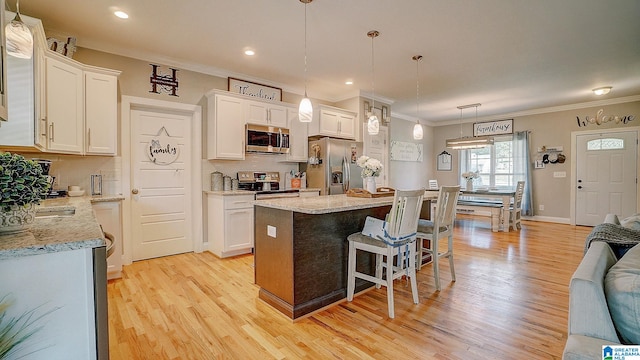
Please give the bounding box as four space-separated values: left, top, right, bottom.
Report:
0 153 50 234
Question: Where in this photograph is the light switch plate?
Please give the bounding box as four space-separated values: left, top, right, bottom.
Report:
553 171 566 178
267 225 276 238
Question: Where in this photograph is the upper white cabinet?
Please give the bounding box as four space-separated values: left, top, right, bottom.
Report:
0 13 119 155
245 100 287 128
43 53 119 155
84 70 118 154
207 91 245 160
308 104 357 140
45 55 84 153
285 106 308 162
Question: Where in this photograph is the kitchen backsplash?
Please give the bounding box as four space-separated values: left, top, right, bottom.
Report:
22 154 122 195
202 153 299 191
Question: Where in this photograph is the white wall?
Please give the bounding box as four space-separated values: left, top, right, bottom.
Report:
388 117 434 190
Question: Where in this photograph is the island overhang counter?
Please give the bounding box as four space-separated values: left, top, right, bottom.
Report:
254 194 431 320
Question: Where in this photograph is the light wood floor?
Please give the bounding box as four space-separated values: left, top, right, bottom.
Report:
107 215 593 359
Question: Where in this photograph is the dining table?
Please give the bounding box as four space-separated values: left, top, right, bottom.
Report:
459 188 517 231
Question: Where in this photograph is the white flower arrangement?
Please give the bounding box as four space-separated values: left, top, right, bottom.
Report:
461 171 480 180
356 155 383 178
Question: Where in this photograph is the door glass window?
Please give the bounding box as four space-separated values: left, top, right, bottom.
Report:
586 138 624 151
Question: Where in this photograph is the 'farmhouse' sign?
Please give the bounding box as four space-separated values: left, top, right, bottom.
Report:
473 119 513 136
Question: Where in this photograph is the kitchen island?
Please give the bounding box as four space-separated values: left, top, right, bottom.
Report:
254 194 431 320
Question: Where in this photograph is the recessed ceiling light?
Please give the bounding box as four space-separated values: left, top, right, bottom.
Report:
114 11 129 19
345 80 353 85
244 49 255 56
593 86 612 95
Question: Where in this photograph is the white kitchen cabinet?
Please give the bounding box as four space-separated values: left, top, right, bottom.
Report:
85 71 118 155
0 0 7 122
245 100 287 128
285 106 308 162
207 193 254 258
207 91 245 160
45 55 84 153
309 104 357 140
92 201 123 279
0 247 106 359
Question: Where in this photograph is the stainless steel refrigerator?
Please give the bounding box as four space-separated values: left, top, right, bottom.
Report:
303 137 363 195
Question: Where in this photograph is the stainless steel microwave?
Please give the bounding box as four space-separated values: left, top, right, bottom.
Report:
246 124 290 154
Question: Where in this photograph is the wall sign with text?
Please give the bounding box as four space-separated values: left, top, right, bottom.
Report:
473 119 513 136
390 141 423 162
228 77 282 102
147 127 180 165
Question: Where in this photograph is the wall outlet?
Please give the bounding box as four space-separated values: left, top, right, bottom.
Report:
267 225 277 238
539 204 545 211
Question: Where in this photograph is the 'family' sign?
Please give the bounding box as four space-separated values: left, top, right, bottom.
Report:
147 127 179 165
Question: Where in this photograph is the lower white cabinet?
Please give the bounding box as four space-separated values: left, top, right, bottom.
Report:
207 193 254 258
92 201 123 279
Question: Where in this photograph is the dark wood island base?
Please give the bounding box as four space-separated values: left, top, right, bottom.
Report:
254 203 391 320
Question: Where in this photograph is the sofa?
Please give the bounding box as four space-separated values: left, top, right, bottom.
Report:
563 214 640 359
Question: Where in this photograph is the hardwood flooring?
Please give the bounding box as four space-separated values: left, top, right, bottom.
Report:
107 215 593 359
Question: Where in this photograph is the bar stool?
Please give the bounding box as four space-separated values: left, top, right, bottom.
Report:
346 188 425 318
416 185 460 291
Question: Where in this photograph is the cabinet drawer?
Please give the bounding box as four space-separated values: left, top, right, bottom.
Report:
224 195 255 210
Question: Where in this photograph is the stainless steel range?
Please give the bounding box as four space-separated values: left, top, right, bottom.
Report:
237 171 300 199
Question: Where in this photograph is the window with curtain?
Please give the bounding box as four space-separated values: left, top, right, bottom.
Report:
460 131 533 215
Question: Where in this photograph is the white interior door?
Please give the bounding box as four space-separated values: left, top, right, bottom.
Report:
364 125 388 187
131 109 193 260
576 131 637 226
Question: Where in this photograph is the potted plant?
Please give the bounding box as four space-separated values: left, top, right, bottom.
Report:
0 153 50 234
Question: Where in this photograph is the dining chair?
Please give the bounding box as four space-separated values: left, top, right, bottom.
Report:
416 185 461 291
509 181 526 231
346 188 425 318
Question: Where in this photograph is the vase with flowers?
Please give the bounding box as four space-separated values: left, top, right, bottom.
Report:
0 152 50 234
461 171 479 191
356 155 383 193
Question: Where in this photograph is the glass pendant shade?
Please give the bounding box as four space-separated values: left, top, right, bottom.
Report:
298 97 313 122
6 12 33 59
367 114 379 135
413 123 423 140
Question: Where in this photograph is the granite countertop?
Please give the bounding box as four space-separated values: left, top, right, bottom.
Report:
255 194 398 214
204 190 256 196
298 188 321 192
0 195 120 260
256 192 438 214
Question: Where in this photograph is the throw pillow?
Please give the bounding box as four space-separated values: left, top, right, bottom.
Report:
605 242 640 344
621 214 640 231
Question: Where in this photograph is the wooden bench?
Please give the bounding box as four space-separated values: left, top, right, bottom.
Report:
455 200 504 232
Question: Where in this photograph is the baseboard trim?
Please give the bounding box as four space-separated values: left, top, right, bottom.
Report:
523 216 571 224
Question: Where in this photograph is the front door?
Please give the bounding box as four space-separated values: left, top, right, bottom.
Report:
130 108 193 260
575 131 637 226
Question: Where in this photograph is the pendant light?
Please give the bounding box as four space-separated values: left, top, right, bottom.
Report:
5 0 33 59
366 30 380 136
446 103 494 149
298 0 313 123
412 55 423 140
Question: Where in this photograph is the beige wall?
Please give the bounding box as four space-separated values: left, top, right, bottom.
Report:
432 101 640 220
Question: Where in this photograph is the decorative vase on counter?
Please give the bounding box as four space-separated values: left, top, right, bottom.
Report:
466 179 474 191
0 203 37 234
365 177 377 194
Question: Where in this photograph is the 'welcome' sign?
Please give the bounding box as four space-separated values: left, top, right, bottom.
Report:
473 119 513 136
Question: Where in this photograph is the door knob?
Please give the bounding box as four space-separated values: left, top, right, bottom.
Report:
132 188 139 194
577 186 582 189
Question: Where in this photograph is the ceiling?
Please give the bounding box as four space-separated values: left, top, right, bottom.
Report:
15 0 640 125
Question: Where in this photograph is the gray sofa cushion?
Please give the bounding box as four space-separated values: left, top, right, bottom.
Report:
605 242 640 344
